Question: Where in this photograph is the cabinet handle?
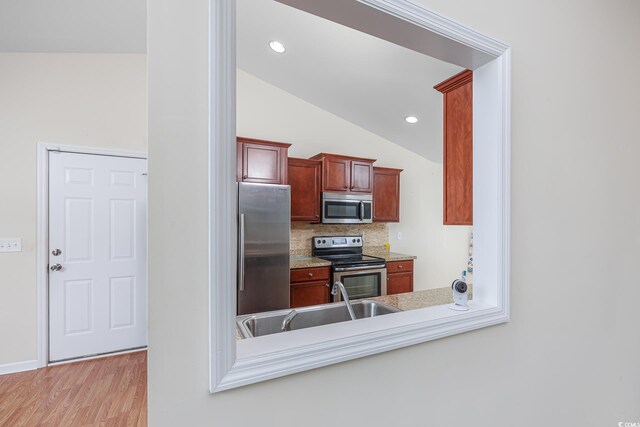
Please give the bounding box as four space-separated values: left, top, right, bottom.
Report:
343 185 348 189
398 265 403 269
325 283 330 287
315 214 319 218
242 175 247 180
308 272 313 277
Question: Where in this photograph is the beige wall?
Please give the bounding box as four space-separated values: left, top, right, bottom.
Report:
238 69 471 290
0 53 147 366
149 0 640 425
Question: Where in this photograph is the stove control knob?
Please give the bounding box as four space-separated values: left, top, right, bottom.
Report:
357 238 361 243
316 239 321 245
352 239 356 243
322 239 326 244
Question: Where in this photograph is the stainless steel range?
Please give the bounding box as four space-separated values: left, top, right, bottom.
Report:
312 235 387 301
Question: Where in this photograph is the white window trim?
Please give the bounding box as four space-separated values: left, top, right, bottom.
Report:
209 0 510 392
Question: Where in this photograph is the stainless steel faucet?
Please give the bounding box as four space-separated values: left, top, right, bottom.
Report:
331 281 357 321
281 309 298 332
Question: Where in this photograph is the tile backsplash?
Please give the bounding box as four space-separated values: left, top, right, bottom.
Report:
290 222 389 257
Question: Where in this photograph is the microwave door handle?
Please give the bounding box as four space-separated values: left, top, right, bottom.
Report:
359 201 364 221
238 213 245 291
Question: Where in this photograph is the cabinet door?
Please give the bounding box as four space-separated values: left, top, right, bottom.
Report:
350 160 373 193
323 157 351 192
288 158 321 222
373 167 401 222
435 70 473 225
290 280 330 308
387 272 413 295
239 141 288 184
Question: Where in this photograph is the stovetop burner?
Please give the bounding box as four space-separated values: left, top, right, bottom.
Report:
317 254 385 266
312 235 386 268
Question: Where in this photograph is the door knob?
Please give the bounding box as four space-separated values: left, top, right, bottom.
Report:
50 264 62 272
51 249 61 256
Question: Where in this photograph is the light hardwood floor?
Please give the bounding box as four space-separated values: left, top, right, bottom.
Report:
0 351 147 426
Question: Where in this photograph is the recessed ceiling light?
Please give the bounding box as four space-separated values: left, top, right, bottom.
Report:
269 40 286 54
405 116 418 124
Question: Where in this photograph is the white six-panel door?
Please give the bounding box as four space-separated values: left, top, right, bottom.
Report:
48 151 147 362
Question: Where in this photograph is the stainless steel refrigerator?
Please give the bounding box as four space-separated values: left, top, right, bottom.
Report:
237 182 291 315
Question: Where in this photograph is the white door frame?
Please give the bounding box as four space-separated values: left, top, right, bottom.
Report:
36 142 147 368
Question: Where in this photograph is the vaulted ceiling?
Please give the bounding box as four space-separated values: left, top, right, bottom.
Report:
237 0 463 162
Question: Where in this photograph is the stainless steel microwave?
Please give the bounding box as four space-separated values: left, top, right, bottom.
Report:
321 192 373 224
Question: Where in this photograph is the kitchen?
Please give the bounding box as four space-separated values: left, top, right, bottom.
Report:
235 0 473 337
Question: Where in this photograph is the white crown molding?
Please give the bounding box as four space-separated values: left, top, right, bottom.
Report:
209 0 510 392
358 0 509 57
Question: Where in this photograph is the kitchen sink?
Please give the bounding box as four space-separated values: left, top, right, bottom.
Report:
236 300 401 339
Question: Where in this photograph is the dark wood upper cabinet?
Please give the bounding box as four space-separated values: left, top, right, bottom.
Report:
351 160 374 193
373 167 402 222
310 153 375 194
434 70 473 226
288 158 321 222
323 157 350 191
237 137 291 185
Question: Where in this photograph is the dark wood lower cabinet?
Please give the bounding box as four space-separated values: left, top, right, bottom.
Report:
290 280 331 308
386 260 414 295
387 272 414 295
290 266 331 308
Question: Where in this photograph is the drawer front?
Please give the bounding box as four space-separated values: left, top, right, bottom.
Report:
386 260 414 273
290 267 330 283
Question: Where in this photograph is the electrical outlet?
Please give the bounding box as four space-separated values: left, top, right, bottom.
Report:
0 238 22 253
397 232 402 240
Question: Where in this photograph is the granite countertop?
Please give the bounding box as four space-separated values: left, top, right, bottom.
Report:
290 256 331 269
371 284 473 311
364 249 417 262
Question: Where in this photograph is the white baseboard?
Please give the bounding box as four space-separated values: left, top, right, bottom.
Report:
0 360 38 376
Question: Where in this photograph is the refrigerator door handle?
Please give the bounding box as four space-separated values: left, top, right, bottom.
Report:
238 213 245 291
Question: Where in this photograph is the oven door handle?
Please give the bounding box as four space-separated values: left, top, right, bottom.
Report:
334 264 386 272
